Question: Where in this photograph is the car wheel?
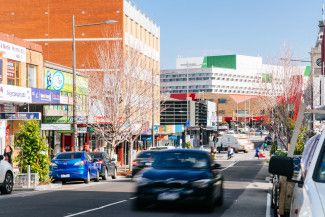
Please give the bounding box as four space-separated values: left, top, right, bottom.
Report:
84 171 90 184
102 167 108 180
216 184 224 206
95 170 100 182
62 180 67 185
112 168 117 179
1 172 13 194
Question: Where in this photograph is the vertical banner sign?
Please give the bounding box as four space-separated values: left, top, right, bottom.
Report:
0 59 2 83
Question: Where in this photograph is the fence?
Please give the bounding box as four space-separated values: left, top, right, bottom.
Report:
14 165 39 189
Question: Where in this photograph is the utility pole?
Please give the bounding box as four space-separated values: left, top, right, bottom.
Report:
152 68 155 147
72 15 78 151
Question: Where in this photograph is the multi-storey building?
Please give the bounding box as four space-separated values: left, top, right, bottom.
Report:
161 55 306 124
0 0 160 164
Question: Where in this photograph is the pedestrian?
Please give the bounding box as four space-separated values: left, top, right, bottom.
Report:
210 147 217 161
227 147 234 160
263 142 268 151
4 144 13 164
255 146 260 159
220 142 223 153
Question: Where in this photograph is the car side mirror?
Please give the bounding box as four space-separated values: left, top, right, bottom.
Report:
0 155 3 161
212 163 221 170
269 156 293 179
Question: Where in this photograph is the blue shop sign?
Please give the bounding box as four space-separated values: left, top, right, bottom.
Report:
0 112 41 120
168 135 178 141
31 88 60 104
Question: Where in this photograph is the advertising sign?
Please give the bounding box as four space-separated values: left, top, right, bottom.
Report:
41 124 71 131
0 112 41 120
45 68 88 94
31 88 60 104
0 40 26 62
0 59 2 82
44 116 72 124
0 84 31 103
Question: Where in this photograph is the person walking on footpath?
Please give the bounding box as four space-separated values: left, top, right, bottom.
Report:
263 142 268 151
255 146 260 159
210 147 217 161
227 147 234 160
4 144 13 164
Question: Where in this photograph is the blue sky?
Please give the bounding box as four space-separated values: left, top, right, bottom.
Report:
131 0 324 69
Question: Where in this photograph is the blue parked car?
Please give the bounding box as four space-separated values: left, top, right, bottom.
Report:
50 151 100 184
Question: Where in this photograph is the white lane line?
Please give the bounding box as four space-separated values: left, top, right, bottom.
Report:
266 193 271 217
63 200 127 217
129 197 137 200
220 161 237 171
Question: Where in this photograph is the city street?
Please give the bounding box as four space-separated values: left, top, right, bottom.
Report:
0 159 270 217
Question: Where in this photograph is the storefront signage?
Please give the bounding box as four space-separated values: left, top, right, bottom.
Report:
59 94 73 105
44 116 72 124
45 68 88 94
0 59 2 82
77 127 87 133
41 124 71 131
0 40 26 62
0 84 31 103
31 88 60 104
7 60 15 80
0 112 41 120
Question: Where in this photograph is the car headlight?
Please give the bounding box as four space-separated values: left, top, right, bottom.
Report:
192 179 211 188
136 177 151 186
50 162 57 167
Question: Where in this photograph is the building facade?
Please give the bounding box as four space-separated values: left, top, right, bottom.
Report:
161 55 305 124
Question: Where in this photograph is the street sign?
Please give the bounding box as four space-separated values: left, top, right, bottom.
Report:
185 120 190 128
0 112 41 120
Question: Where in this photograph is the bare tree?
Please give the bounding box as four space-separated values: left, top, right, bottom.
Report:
258 48 306 150
87 37 161 165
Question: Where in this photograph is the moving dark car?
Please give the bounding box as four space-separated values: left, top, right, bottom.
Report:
90 152 117 180
132 150 158 177
133 149 224 212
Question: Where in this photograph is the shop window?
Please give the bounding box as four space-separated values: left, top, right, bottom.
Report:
26 64 37 88
7 60 20 86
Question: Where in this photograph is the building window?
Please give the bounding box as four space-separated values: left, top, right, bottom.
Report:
7 60 20 86
26 64 37 88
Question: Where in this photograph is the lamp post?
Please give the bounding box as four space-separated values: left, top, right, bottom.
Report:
72 15 117 150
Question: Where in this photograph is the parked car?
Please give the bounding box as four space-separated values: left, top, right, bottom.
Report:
90 152 117 180
0 155 14 194
132 150 159 177
269 132 325 217
133 149 224 212
50 151 100 184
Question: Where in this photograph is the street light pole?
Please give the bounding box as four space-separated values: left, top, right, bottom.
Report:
152 68 155 147
72 15 78 151
71 15 117 151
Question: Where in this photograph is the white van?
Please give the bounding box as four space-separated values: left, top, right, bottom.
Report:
216 134 248 153
269 131 325 217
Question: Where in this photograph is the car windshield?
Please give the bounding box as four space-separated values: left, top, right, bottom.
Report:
137 151 157 158
90 153 103 159
55 153 82 160
152 152 209 170
314 142 325 182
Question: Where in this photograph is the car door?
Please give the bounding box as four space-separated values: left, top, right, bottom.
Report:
0 158 6 183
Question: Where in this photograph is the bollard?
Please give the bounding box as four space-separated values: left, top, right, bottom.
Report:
27 165 31 189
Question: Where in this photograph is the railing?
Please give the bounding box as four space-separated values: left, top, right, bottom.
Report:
13 165 39 189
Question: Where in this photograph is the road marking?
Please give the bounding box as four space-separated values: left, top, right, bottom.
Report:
64 200 128 217
129 197 137 200
266 193 271 217
220 161 237 171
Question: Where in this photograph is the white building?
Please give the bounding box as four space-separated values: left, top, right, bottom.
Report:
161 54 304 96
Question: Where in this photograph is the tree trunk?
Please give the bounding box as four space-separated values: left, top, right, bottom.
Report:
128 140 133 171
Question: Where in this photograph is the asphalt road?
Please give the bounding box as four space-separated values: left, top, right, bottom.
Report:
0 160 269 217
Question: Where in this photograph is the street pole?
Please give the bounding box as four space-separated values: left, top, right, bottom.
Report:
151 68 155 147
72 15 78 151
